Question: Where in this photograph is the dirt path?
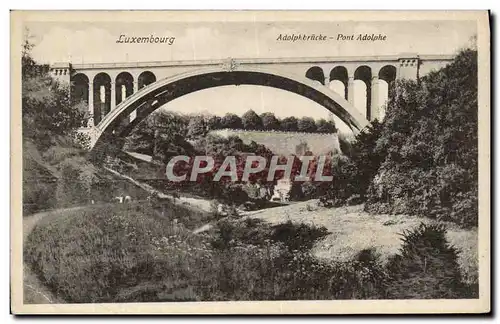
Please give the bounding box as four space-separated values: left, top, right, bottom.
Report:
104 166 213 212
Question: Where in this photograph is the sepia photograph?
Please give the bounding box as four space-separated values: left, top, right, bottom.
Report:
10 10 490 314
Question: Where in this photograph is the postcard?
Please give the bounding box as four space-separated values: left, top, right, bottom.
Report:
10 10 490 314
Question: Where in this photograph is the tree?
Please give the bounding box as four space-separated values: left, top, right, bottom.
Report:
327 119 337 133
56 156 98 206
22 35 86 149
242 110 263 130
206 115 221 130
125 110 193 162
295 141 310 156
281 116 298 132
22 28 48 81
186 115 207 139
348 120 385 197
316 118 337 133
366 49 478 227
297 117 317 133
220 113 243 129
260 112 280 130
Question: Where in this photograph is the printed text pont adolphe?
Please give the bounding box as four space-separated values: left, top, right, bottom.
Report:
276 33 387 42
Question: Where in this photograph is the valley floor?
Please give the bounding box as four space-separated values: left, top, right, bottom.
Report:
22 198 478 303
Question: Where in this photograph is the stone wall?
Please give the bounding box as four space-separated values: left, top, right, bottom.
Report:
209 129 341 156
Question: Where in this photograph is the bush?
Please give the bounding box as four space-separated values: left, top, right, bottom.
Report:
319 155 357 207
385 223 475 298
301 182 319 200
147 194 215 230
270 221 329 251
209 218 269 250
23 180 57 215
297 117 317 133
210 219 330 252
288 181 329 202
242 110 263 130
338 132 354 156
319 121 384 207
281 116 298 132
288 182 305 201
55 156 98 206
23 143 58 214
346 194 363 206
71 131 92 150
204 219 387 300
42 145 84 166
220 184 250 205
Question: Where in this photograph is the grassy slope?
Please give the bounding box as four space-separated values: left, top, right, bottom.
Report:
24 202 213 303
23 206 88 304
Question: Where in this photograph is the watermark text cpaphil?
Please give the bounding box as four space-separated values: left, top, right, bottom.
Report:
165 155 334 182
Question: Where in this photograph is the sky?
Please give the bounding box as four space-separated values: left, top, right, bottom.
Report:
25 19 477 132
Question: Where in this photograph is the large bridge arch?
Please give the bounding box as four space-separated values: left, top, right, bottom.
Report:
88 66 371 150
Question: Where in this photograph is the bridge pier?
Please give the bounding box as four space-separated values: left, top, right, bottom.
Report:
130 81 138 122
111 81 116 111
77 125 100 149
370 76 379 121
347 76 355 105
88 82 94 126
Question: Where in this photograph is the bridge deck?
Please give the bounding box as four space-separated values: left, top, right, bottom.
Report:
69 54 454 70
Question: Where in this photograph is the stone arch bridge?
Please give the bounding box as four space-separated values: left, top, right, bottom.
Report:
50 54 453 148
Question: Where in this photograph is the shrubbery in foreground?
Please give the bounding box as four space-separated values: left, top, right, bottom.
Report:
386 223 475 299
25 204 477 303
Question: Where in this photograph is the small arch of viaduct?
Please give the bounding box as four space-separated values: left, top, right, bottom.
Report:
305 63 398 121
69 69 159 126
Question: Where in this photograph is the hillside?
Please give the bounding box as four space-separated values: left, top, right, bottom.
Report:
23 140 151 215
